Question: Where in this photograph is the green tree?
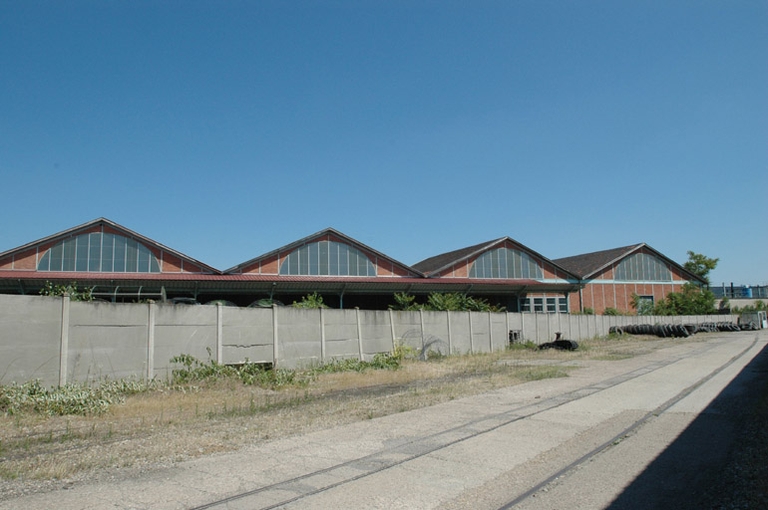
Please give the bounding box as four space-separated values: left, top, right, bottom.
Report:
683 251 719 285
652 283 717 315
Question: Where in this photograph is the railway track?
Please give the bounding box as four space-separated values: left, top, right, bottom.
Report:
189 336 759 510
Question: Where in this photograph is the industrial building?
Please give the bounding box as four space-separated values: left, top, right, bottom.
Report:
0 218 704 313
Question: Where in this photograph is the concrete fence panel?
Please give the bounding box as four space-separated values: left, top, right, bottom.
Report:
276 307 322 369
447 311 472 354
359 310 398 359
419 310 451 356
221 306 273 365
68 301 149 383
154 304 218 379
490 312 509 351
0 295 61 386
322 309 361 361
390 310 423 350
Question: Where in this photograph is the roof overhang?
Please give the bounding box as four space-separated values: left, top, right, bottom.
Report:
0 272 580 297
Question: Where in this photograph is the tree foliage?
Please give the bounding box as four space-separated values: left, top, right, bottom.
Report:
291 292 328 309
651 283 717 316
683 251 719 285
390 292 504 312
39 281 93 301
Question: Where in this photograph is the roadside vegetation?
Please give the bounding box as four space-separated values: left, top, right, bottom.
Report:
0 332 705 496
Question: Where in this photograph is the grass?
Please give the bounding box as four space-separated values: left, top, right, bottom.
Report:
0 333 692 492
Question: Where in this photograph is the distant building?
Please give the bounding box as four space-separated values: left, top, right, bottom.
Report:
0 219 706 313
554 244 705 314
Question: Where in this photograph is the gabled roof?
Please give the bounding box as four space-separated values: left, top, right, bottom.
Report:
0 217 221 275
412 238 506 276
553 244 644 280
225 227 423 277
412 237 579 280
553 243 705 283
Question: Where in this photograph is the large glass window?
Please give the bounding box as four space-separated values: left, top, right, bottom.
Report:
37 233 160 273
279 241 376 276
615 253 672 281
469 248 544 279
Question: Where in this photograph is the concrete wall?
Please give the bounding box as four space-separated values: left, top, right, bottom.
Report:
0 294 740 387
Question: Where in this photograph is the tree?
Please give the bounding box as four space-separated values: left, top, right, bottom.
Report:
683 251 719 285
652 283 717 316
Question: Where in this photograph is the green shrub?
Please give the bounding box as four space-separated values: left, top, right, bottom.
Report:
39 281 93 301
390 292 504 312
0 379 154 417
292 292 329 309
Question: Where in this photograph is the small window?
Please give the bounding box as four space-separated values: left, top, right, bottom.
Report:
533 298 544 312
558 297 569 313
546 298 556 313
520 297 531 312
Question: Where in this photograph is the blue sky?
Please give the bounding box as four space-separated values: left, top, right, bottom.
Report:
1 1 766 285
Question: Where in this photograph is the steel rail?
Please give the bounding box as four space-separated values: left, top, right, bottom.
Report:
189 338 756 510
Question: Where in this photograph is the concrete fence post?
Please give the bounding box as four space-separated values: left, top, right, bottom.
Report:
216 303 223 364
147 302 155 381
272 305 279 368
469 311 474 354
488 311 493 352
389 309 397 352
59 294 70 387
447 311 453 354
320 307 326 363
356 308 363 361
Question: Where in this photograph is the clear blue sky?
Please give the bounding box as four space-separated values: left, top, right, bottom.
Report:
1 1 766 286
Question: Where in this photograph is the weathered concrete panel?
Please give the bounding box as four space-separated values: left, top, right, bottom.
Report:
490 312 508 351
469 312 491 353
420 311 451 357
0 295 61 386
390 310 422 350
359 310 395 358
69 301 147 327
323 309 360 361
154 304 217 379
448 311 472 354
276 307 321 368
221 307 273 364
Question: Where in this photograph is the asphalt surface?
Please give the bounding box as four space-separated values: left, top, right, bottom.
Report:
3 331 765 510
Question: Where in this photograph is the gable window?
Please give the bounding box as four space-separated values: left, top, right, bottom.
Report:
279 241 376 276
469 248 543 279
615 253 672 281
37 233 161 272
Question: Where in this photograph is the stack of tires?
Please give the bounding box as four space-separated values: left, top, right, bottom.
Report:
609 321 744 338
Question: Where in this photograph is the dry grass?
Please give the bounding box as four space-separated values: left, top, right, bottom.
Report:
0 334 694 498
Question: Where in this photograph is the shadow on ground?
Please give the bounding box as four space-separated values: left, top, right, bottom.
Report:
607 337 768 509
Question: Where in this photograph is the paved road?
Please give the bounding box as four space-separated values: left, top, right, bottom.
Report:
3 331 766 510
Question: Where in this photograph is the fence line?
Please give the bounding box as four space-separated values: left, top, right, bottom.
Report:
0 294 739 387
